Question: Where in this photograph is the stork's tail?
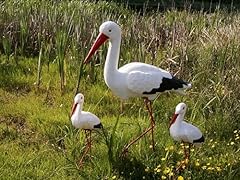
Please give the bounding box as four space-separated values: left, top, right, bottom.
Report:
172 76 192 95
182 82 192 90
193 135 205 147
94 123 103 129
143 76 191 95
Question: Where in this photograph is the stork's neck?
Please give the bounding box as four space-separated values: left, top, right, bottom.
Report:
174 114 185 126
104 36 121 82
75 103 83 115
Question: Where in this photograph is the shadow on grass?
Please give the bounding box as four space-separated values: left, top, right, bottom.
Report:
112 156 155 180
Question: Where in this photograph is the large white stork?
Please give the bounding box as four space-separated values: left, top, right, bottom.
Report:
84 21 191 154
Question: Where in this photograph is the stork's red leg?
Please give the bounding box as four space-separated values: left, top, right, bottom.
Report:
121 98 155 156
78 130 92 167
144 98 155 150
175 143 191 173
89 130 92 154
187 144 191 160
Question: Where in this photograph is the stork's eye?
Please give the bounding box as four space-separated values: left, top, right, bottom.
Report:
109 29 112 32
183 107 185 109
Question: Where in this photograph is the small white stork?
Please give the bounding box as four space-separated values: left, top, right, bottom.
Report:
84 21 191 154
169 102 204 171
71 93 103 166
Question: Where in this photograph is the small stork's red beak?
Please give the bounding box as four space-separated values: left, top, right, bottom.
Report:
84 33 109 64
169 113 178 128
71 103 78 117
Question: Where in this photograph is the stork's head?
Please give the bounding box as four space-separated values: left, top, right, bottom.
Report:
74 93 84 104
99 21 121 40
71 93 84 117
170 102 187 127
175 102 187 115
84 21 121 64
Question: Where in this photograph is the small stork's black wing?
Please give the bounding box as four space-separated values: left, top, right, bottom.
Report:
193 135 205 143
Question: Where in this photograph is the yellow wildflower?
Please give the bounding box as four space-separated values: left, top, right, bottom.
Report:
149 145 153 149
169 146 174 151
161 157 166 161
234 130 238 134
112 175 117 179
216 166 222 172
230 142 235 145
195 161 200 167
178 150 183 154
145 167 150 172
202 166 207 170
157 169 161 173
163 167 170 174
161 175 167 179
207 167 214 171
177 175 184 180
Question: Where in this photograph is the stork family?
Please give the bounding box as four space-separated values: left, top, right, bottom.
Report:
70 21 204 170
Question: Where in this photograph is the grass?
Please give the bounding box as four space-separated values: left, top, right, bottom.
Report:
0 0 240 179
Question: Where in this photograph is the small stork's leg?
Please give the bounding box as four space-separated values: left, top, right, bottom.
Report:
183 142 188 160
121 98 155 156
120 99 124 114
186 143 191 161
89 130 92 154
78 130 92 167
175 143 190 173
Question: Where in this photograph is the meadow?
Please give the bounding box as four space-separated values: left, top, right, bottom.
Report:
0 0 240 179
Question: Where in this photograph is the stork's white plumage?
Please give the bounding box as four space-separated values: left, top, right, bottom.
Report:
71 93 102 130
84 21 191 100
169 102 204 145
71 93 102 166
170 102 204 171
84 21 191 154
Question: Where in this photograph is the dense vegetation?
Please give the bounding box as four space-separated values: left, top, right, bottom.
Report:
0 0 239 179
114 0 240 11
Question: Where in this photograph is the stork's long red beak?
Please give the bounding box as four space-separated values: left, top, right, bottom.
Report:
169 113 178 127
71 103 78 117
84 33 109 64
